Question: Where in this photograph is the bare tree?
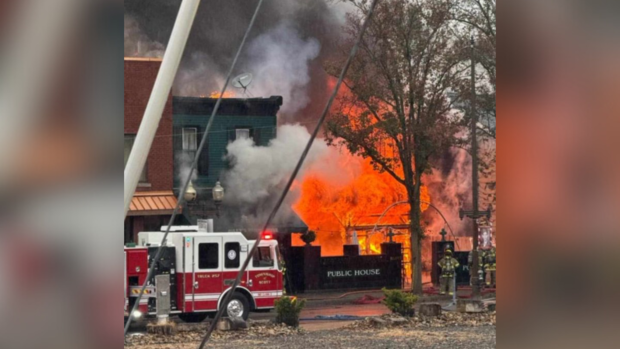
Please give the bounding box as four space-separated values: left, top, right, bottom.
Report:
453 0 496 138
324 0 465 294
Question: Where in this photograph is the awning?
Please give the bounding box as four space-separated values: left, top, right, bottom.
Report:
128 191 178 216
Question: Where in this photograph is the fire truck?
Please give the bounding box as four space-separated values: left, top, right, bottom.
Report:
124 227 283 322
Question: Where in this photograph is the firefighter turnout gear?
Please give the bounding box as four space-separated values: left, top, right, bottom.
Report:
438 250 460 296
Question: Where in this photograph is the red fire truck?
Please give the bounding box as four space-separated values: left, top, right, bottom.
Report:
124 228 283 322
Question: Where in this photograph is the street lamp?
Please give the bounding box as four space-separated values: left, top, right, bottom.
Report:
212 181 225 216
184 180 197 202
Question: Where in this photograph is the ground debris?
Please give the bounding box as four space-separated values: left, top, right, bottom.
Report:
348 311 496 330
125 321 304 347
126 325 495 349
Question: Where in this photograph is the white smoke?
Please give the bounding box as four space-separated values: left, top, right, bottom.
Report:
175 151 198 184
220 124 360 230
244 22 321 114
124 15 164 58
222 124 340 206
174 51 225 97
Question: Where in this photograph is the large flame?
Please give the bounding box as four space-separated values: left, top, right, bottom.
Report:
293 150 430 285
292 80 433 285
293 149 430 250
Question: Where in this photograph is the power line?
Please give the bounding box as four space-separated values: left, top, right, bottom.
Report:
197 0 381 347
124 0 266 336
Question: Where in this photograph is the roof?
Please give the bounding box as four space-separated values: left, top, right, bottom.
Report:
275 211 309 233
173 96 283 117
124 57 163 62
128 191 179 216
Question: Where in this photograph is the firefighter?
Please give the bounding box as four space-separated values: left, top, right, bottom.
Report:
438 248 460 296
484 246 496 287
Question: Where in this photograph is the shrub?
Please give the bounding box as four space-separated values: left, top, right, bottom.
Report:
274 296 306 327
300 231 317 245
382 288 418 317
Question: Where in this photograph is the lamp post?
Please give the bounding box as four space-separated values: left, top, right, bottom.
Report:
459 36 492 300
184 180 197 203
212 181 225 217
184 180 224 218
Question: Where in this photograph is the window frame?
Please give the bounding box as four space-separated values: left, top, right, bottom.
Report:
235 128 251 140
198 243 219 270
224 242 241 269
252 246 274 268
182 127 198 151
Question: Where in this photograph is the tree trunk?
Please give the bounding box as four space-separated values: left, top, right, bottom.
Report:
408 182 423 295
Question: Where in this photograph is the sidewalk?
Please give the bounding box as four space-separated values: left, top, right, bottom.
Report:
295 286 495 307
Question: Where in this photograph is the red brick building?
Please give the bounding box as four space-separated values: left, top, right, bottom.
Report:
124 57 177 243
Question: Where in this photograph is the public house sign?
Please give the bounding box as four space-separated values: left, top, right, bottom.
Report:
327 269 381 278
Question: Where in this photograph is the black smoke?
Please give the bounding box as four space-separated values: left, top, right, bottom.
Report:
124 0 347 125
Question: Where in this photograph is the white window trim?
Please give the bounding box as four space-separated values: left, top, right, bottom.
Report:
182 127 198 151
235 128 251 140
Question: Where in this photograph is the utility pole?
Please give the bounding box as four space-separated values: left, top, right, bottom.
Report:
459 36 491 300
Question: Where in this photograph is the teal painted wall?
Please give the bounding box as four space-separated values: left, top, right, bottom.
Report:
173 114 277 189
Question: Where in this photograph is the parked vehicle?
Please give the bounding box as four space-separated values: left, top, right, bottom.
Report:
124 228 282 322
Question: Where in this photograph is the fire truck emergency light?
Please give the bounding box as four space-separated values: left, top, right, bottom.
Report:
262 231 273 240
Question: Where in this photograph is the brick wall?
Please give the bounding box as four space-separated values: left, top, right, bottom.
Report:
124 58 173 192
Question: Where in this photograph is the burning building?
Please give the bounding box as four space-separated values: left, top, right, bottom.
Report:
171 95 307 236
172 95 282 190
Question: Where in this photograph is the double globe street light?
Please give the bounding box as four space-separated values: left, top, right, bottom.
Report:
184 180 225 217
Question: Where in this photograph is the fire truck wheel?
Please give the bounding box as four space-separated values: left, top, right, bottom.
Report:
222 292 250 321
178 312 209 323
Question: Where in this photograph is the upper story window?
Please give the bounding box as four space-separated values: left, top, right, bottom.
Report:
124 134 148 183
182 128 198 151
235 128 251 140
180 127 208 176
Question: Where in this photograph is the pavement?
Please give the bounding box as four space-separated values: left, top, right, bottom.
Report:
299 303 390 332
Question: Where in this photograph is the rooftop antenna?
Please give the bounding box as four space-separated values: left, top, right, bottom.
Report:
232 72 253 96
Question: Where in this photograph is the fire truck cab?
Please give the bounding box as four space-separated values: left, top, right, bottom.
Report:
124 228 283 322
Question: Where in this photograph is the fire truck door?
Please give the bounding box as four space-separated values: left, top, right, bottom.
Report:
191 236 223 312
248 245 281 309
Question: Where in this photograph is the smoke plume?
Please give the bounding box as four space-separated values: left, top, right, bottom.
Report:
220 124 358 230
124 15 164 57
124 0 346 121
244 22 321 115
423 149 473 239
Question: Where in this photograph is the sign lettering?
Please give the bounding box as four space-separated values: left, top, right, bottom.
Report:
327 269 381 278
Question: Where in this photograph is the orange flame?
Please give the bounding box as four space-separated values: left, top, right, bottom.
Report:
292 80 433 285
293 151 430 254
208 91 236 98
